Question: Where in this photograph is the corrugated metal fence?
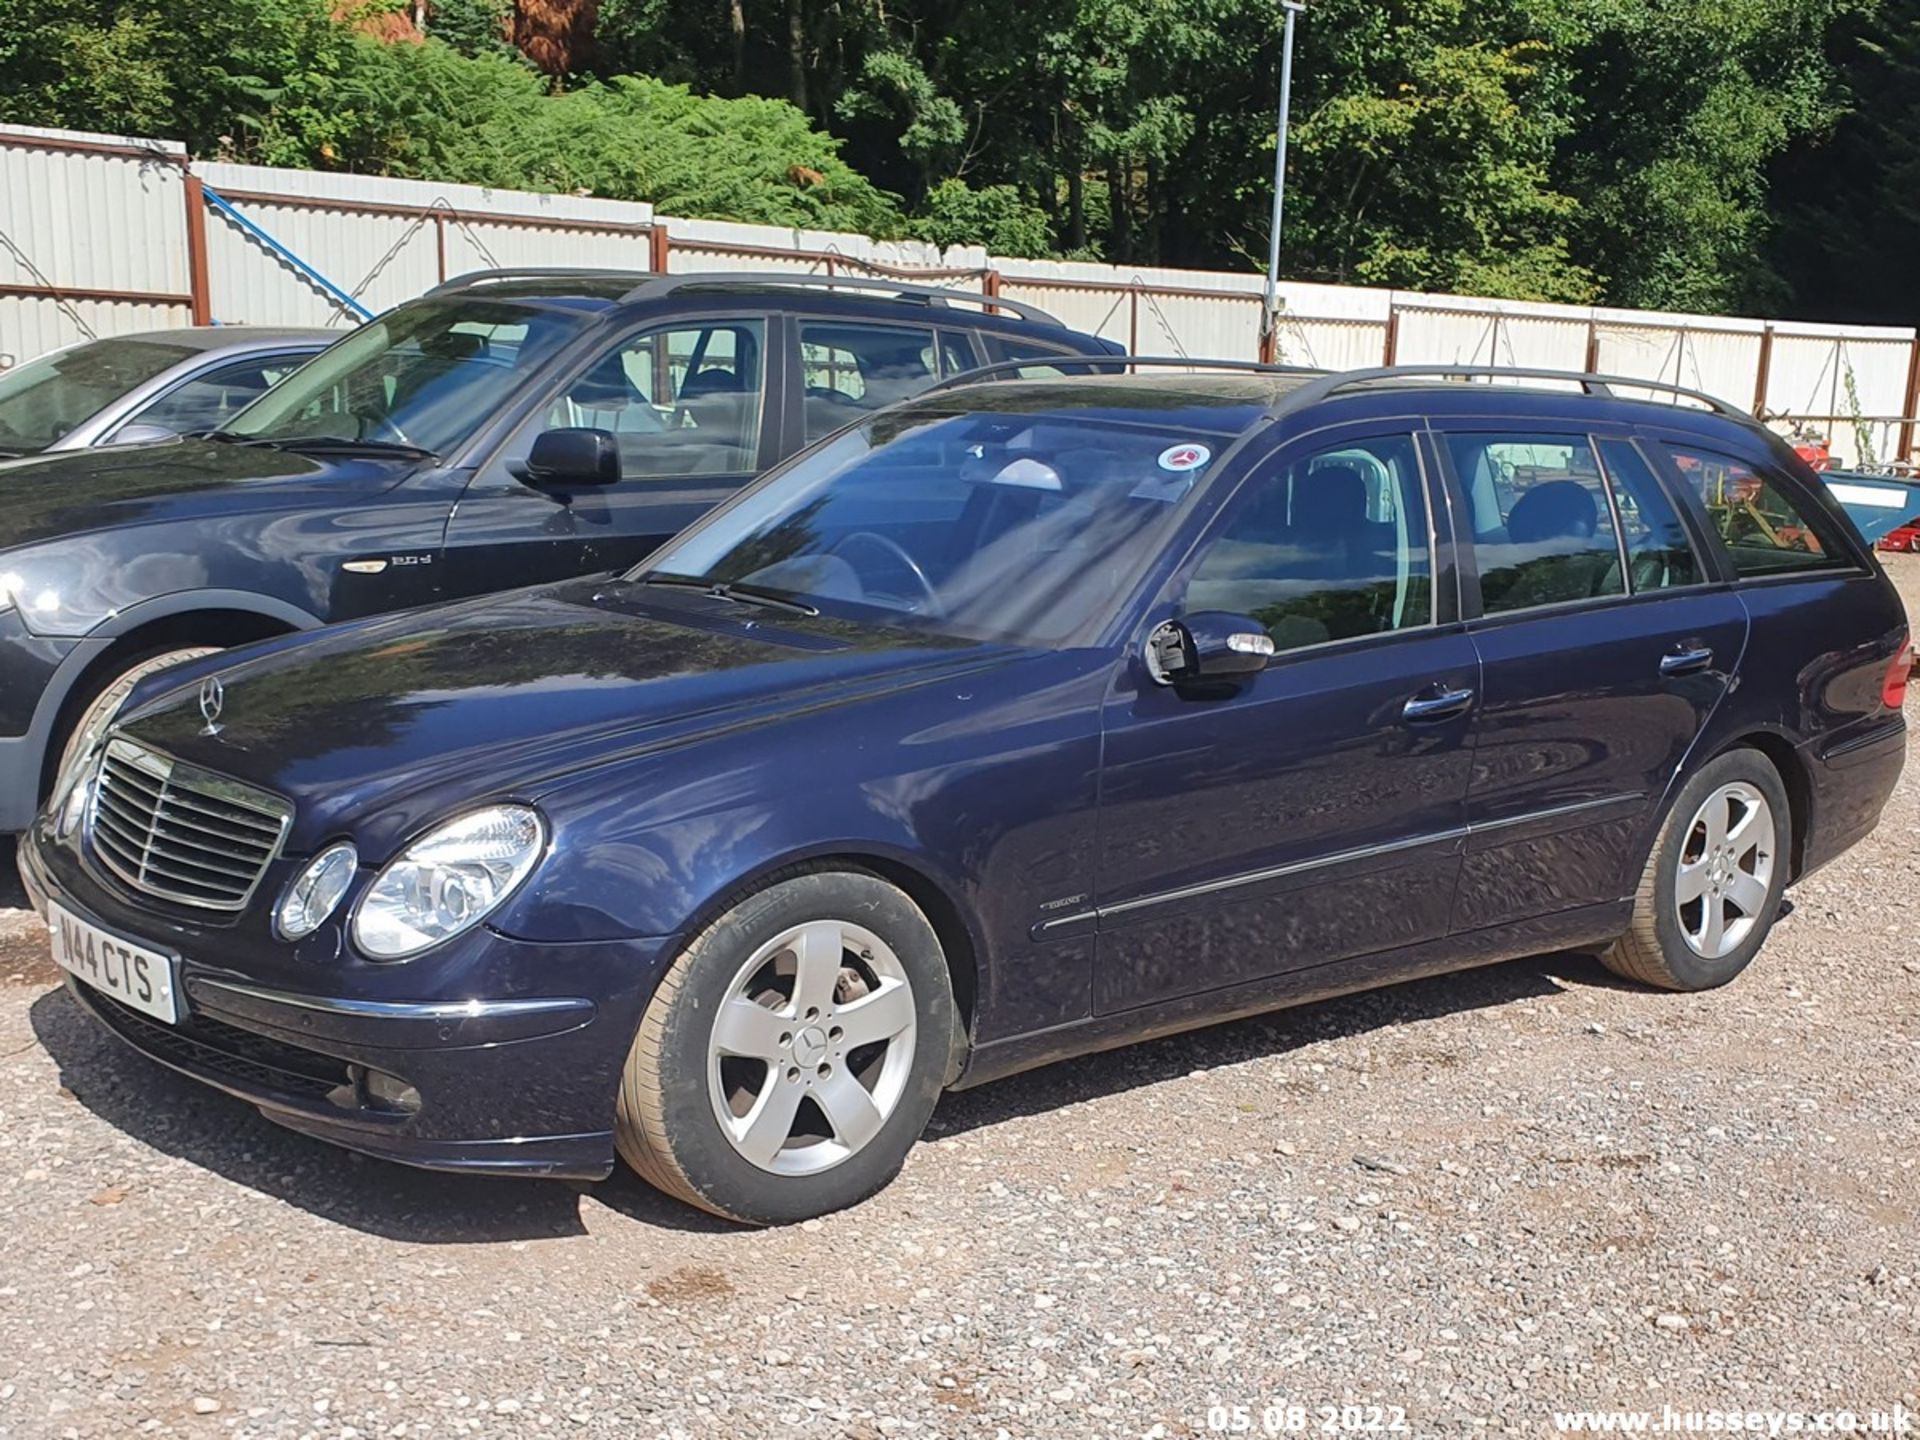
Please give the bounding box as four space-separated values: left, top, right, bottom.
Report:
6 122 1918 467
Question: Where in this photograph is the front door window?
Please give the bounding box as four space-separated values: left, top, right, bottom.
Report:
543 320 768 479
1188 434 1433 651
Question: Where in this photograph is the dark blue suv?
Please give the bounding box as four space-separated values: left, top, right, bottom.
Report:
0 270 1118 833
21 362 1911 1224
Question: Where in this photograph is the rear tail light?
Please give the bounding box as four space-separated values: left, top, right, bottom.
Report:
1886 638 1913 710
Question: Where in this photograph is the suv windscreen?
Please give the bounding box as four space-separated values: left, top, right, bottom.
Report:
0 337 197 455
224 298 595 455
640 398 1256 646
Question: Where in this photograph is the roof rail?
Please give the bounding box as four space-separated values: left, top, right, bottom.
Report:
427 267 646 296
617 271 1064 327
429 267 1067 328
928 354 1324 394
1275 364 1747 418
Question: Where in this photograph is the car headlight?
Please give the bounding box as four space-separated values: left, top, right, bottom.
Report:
276 843 359 940
54 758 93 841
51 686 126 840
350 806 545 960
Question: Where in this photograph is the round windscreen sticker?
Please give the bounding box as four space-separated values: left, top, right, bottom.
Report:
1158 443 1212 472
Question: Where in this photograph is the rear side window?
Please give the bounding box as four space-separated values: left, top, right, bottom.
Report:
1665 446 1846 577
1596 440 1702 590
798 322 956 442
981 335 1101 379
1187 434 1432 654
1448 433 1625 615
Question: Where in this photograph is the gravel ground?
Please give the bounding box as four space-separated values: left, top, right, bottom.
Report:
0 559 1915 1440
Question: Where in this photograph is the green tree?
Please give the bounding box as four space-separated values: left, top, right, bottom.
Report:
258 42 907 233
1555 0 1864 313
1767 0 1920 325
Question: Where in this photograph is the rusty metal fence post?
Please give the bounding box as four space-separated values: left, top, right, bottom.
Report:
182 173 212 324
1899 342 1920 465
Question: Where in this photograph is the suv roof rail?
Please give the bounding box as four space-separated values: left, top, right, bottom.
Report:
1277 364 1748 419
928 354 1322 394
427 267 646 295
620 271 1064 327
429 267 1067 328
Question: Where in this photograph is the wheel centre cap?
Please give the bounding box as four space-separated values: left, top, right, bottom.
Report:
792 1025 830 1067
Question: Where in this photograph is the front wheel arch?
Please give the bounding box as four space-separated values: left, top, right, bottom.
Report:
650 849 979 1084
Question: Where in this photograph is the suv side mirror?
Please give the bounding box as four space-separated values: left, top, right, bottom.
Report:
524 428 620 487
1145 612 1275 686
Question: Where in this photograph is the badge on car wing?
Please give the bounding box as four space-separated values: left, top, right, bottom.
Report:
198 676 225 737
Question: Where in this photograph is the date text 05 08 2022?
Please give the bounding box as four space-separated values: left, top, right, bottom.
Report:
1207 1404 1411 1436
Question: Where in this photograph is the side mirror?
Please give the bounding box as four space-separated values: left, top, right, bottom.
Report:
1144 612 1275 687
107 423 180 447
524 427 620 487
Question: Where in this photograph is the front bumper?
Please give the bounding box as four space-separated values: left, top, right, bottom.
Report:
20 824 673 1181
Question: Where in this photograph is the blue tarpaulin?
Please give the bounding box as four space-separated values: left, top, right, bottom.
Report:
1819 471 1920 546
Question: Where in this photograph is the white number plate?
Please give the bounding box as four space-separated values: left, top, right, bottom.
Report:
48 901 181 1024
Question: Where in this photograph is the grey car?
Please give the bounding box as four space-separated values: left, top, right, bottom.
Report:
0 327 337 457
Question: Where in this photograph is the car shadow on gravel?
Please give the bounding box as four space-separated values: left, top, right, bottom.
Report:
0 837 26 909
27 947 1608 1241
929 950 1608 1138
26 985 733 1242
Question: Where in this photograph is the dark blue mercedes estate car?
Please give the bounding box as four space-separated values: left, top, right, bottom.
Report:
20 361 1912 1224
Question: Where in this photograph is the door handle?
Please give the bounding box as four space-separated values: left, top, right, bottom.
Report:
1659 645 1715 677
1402 685 1476 723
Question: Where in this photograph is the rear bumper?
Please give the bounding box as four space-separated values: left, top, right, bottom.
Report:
1800 716 1907 879
21 828 672 1181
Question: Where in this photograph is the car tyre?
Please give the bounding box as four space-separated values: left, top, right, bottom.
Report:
51 646 223 792
1601 747 1791 991
615 870 956 1225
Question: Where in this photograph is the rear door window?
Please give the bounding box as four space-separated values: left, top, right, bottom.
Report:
1448 433 1627 615
1664 446 1847 577
1596 439 1703 591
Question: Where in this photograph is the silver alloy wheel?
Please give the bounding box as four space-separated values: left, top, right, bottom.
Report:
1673 780 1776 960
706 919 918 1176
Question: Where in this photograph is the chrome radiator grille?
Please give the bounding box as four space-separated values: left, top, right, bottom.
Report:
87 738 292 911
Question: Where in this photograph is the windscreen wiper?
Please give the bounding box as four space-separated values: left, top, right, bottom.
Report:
266 435 439 461
635 572 821 616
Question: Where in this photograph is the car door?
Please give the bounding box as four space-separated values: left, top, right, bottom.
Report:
1091 424 1481 1016
1438 426 1749 932
440 314 783 598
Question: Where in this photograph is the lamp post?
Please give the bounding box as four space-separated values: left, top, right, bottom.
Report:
1259 0 1306 365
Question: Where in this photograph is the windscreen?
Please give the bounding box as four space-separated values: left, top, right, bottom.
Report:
224 297 592 455
0 337 197 454
643 405 1248 646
